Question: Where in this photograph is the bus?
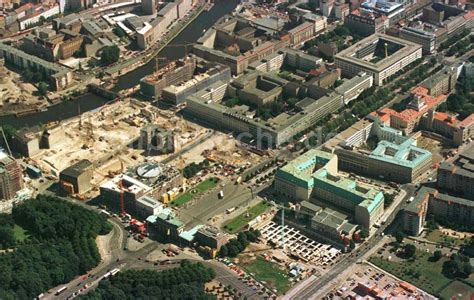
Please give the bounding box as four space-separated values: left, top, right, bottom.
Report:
55 286 67 296
100 210 111 218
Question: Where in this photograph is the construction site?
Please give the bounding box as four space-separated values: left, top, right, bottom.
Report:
23 98 205 196
0 60 45 116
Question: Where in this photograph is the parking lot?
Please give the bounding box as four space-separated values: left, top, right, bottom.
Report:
259 221 342 267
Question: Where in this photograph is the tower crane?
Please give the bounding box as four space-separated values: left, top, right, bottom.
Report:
0 126 12 156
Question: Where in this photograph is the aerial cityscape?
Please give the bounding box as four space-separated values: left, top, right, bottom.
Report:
0 0 472 299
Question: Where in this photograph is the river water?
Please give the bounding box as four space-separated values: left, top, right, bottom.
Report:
0 0 239 128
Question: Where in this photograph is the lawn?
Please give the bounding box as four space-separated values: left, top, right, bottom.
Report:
171 177 219 206
223 201 270 234
239 256 291 295
13 224 28 242
439 281 474 300
425 229 468 247
370 250 452 296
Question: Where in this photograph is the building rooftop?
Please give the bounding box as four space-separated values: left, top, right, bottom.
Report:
370 139 432 170
61 159 93 178
313 168 384 213
276 149 335 189
335 34 422 73
439 144 474 179
405 186 433 214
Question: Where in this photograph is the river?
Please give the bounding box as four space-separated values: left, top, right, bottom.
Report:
0 0 239 128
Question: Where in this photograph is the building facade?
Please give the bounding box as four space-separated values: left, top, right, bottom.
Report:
0 152 23 200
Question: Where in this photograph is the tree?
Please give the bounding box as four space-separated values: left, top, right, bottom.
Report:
100 45 120 66
37 81 49 96
395 231 405 244
359 228 369 239
228 245 239 257
403 244 416 258
432 250 443 261
219 245 228 257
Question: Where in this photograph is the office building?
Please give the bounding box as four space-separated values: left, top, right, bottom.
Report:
140 57 195 99
399 25 439 54
141 57 231 104
335 72 373 104
21 28 83 62
403 187 474 236
403 188 429 235
346 10 389 37
437 144 474 200
335 34 422 86
193 17 283 75
194 225 229 251
421 111 474 146
142 0 156 15
0 151 23 200
0 43 73 90
275 149 384 229
324 119 432 183
59 159 93 195
136 195 164 219
371 86 448 135
186 80 343 148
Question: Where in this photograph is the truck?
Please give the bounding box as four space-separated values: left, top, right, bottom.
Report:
218 190 224 199
226 207 236 214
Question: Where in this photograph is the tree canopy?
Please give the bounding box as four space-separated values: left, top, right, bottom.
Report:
100 45 120 66
0 195 111 299
80 260 216 299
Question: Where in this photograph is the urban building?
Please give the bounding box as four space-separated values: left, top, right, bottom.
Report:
403 188 430 235
420 65 458 97
275 149 384 229
59 159 93 195
335 34 422 86
231 72 286 107
370 86 448 135
141 57 231 104
0 151 23 200
0 42 73 90
193 17 285 75
136 195 164 219
142 0 156 15
139 124 175 154
421 111 474 146
140 57 196 99
403 187 474 235
18 4 60 30
324 119 432 183
335 72 373 104
161 59 231 105
437 144 474 200
186 80 343 148
346 10 389 37
359 0 405 25
194 225 229 251
299 202 357 246
136 0 194 50
399 24 442 54
11 127 41 157
146 208 184 240
100 174 153 215
21 28 83 62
